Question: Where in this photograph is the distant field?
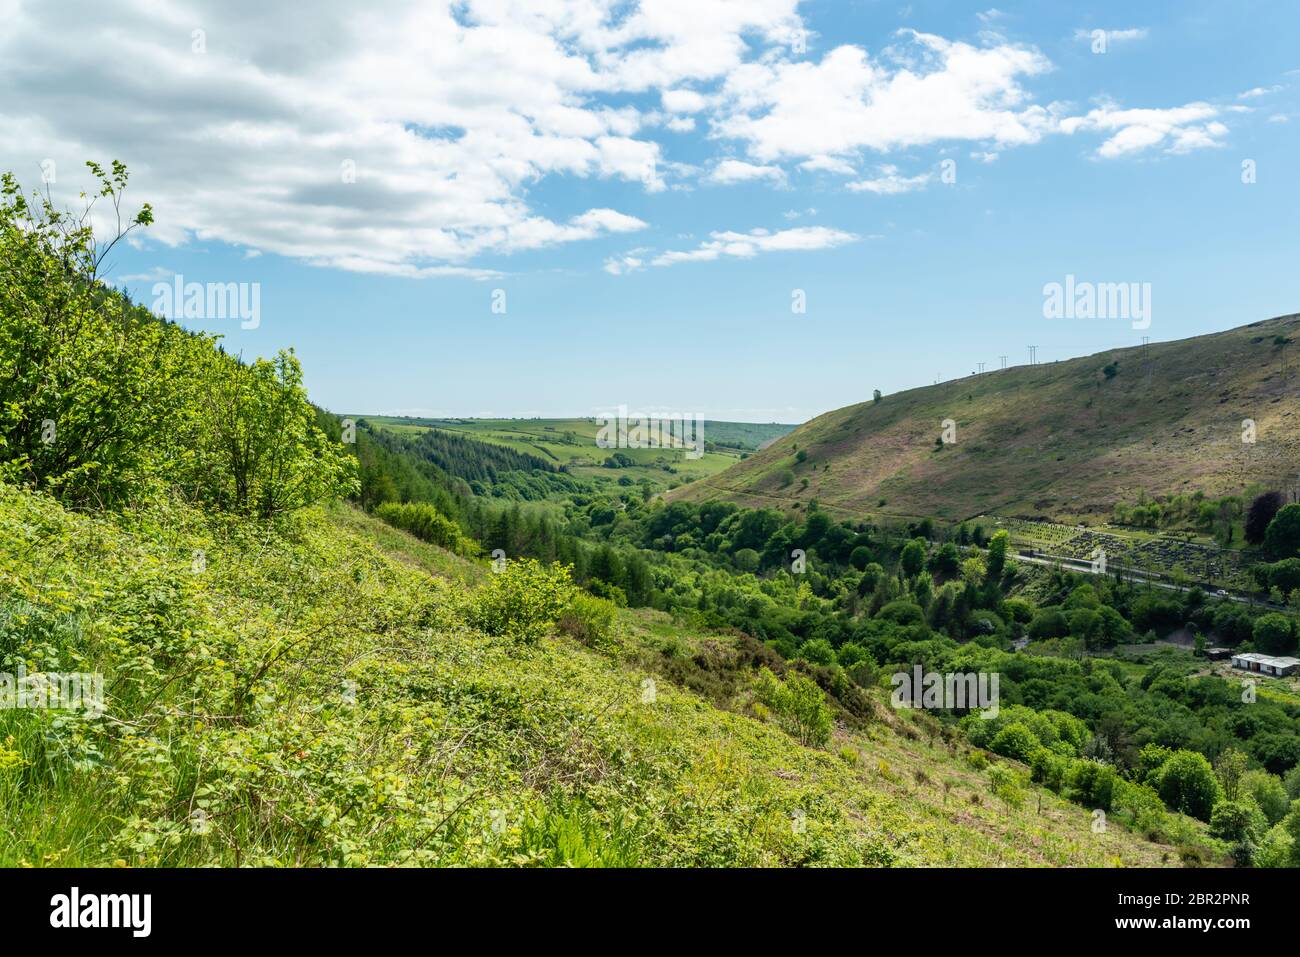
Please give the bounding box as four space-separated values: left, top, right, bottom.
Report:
357 416 796 489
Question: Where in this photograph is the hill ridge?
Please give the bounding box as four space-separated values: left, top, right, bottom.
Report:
672 314 1300 523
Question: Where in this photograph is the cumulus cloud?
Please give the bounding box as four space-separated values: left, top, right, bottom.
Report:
662 88 711 113
711 30 1058 162
707 159 786 184
0 2 1241 279
649 225 858 266
603 250 648 275
799 155 857 174
1061 101 1229 157
0 0 799 275
846 164 930 194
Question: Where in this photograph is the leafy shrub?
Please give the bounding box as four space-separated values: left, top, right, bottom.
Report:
1241 770 1290 825
0 163 356 516
1067 759 1118 812
467 559 575 643
375 501 475 555
556 592 616 648
798 638 835 666
988 764 1025 809
753 667 833 748
188 351 358 518
1156 750 1222 822
1209 799 1267 845
1264 504 1300 559
1252 613 1297 656
878 600 924 625
1029 747 1068 792
990 722 1039 762
1254 821 1295 868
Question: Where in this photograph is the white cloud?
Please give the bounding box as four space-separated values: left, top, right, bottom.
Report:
707 159 786 184
569 209 650 234
649 225 858 266
846 164 930 194
603 254 644 275
799 155 857 174
115 266 174 283
0 1 1239 278
1238 85 1282 99
662 88 710 113
0 0 801 276
1061 101 1228 157
711 30 1057 163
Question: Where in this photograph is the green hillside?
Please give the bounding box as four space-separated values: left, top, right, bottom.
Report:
0 482 1188 867
672 315 1300 525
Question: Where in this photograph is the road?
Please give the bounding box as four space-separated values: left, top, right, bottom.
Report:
1008 549 1283 610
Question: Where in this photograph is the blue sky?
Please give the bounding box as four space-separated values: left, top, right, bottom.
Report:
4 0 1297 422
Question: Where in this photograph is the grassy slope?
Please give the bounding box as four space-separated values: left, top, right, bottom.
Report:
671 314 1300 524
0 485 1192 867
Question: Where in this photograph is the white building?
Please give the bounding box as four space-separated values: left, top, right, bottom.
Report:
1230 652 1300 677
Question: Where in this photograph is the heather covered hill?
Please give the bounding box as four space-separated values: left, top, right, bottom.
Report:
671 315 1300 524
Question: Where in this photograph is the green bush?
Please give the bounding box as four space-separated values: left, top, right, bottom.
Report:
1157 750 1222 822
1241 770 1290 825
188 350 358 518
0 163 356 516
467 558 575 643
989 722 1039 763
1254 821 1295 868
556 591 617 648
1068 759 1118 811
1252 613 1297 656
375 501 475 555
754 667 833 748
1029 747 1068 792
1264 504 1300 559
988 764 1025 809
798 638 836 666
1209 798 1267 845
